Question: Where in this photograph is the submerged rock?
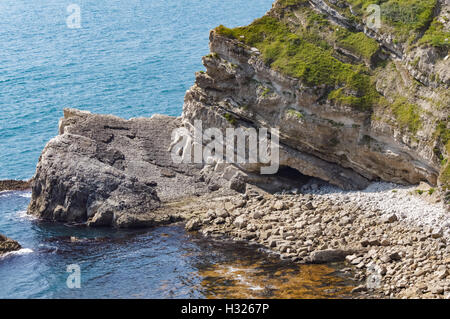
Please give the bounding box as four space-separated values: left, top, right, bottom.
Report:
0 234 21 255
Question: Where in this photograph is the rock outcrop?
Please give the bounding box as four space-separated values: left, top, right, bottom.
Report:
0 234 21 256
0 180 31 192
27 109 210 228
182 0 449 191
27 0 449 226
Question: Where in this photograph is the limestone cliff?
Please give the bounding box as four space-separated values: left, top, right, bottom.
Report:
182 0 449 193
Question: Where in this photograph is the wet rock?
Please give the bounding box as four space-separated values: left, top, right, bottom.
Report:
351 285 367 293
310 249 354 263
0 234 21 255
0 180 31 192
185 218 202 231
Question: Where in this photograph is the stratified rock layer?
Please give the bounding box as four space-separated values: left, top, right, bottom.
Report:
182 0 449 190
27 109 209 228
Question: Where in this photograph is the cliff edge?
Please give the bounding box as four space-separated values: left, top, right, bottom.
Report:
183 0 449 195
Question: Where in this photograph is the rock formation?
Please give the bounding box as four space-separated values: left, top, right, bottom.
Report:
27 0 449 226
182 0 449 191
0 180 31 192
27 109 210 227
0 234 21 256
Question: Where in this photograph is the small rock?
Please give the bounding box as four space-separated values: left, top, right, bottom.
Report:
273 200 286 211
233 215 247 229
185 218 202 231
382 214 398 223
389 252 401 261
431 228 443 239
229 174 246 193
269 239 277 248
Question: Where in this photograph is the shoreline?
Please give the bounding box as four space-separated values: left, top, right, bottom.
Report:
3 175 448 298
164 180 450 299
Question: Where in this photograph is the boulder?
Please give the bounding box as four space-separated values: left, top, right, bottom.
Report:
0 234 21 255
310 249 354 263
27 109 209 228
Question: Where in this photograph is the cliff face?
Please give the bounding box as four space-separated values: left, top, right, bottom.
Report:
182 0 450 191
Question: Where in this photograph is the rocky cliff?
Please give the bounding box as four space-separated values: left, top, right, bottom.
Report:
182 0 449 193
27 0 449 226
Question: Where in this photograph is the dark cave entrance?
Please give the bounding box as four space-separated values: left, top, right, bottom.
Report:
249 165 319 193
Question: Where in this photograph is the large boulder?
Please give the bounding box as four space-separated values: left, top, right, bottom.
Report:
27 109 209 228
0 234 21 256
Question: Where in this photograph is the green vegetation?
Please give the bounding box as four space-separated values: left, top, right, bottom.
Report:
337 0 437 42
223 113 237 126
441 163 450 189
435 120 450 188
335 29 380 60
215 16 380 110
428 188 435 195
206 52 219 59
277 0 309 7
329 137 340 147
261 87 272 97
419 19 450 49
390 97 422 134
286 109 304 120
435 120 450 153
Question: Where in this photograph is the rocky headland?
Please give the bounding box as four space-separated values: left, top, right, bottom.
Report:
24 0 449 298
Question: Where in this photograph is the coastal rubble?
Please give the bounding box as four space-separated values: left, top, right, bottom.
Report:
177 181 449 299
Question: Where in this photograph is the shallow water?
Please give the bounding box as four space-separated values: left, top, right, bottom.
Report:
0 191 357 298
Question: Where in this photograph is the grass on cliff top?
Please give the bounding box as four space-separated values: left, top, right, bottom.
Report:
418 19 450 49
277 0 309 7
390 97 422 134
335 28 380 60
336 0 437 42
215 16 380 110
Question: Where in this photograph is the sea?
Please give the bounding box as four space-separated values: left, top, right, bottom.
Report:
0 0 356 298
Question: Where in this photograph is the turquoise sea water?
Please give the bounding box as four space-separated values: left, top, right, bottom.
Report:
0 1 357 299
0 0 274 180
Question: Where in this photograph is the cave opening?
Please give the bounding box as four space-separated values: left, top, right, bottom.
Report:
249 165 320 193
